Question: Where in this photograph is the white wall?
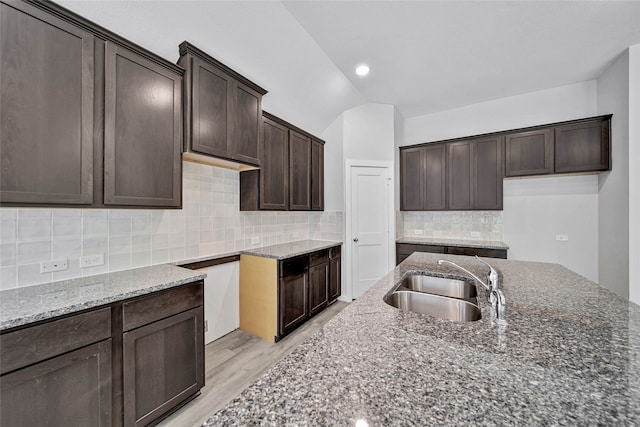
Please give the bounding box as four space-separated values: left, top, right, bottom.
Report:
404 81 598 144
343 103 395 162
629 44 640 305
321 114 345 212
597 50 630 298
503 176 599 282
58 0 364 137
401 81 600 281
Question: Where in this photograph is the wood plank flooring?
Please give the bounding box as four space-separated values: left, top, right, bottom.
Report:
157 301 349 427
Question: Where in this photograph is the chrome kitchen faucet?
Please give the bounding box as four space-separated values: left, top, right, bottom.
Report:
437 256 507 325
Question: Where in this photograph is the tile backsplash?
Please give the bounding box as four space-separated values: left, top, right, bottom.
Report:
0 161 344 290
398 210 503 241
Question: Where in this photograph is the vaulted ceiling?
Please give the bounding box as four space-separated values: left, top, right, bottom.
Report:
59 1 640 134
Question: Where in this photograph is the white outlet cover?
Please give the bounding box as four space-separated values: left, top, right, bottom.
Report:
251 236 260 245
414 229 424 235
80 254 105 268
555 235 569 241
470 231 481 239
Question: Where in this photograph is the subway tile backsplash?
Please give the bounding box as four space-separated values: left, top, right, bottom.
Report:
0 161 344 290
398 210 503 241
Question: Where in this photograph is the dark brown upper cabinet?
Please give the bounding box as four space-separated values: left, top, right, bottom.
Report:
259 116 289 210
311 139 325 211
0 1 94 205
447 140 475 210
289 130 312 210
400 144 446 210
505 128 554 177
400 114 611 211
179 42 267 169
474 135 504 210
0 0 184 209
104 42 182 207
554 117 610 173
240 112 325 211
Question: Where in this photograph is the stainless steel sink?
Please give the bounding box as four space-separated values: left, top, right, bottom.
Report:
398 273 478 303
384 290 482 322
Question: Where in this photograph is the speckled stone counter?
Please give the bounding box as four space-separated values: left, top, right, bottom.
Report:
0 264 206 331
397 236 509 250
241 240 342 260
206 252 640 425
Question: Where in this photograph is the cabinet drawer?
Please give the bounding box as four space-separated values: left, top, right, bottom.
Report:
0 307 111 375
309 249 329 267
397 243 446 256
329 246 341 259
122 281 204 332
446 246 507 259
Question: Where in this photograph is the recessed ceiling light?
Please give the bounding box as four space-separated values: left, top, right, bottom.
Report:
355 64 370 77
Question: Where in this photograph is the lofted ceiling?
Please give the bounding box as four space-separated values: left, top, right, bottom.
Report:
283 0 640 119
58 0 640 132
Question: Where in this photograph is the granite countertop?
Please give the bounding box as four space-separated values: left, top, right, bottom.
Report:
397 236 509 250
0 264 206 331
207 252 640 425
241 239 342 260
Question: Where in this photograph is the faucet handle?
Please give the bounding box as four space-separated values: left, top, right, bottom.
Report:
474 255 499 290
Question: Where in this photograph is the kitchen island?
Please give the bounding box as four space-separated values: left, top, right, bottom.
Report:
206 252 640 425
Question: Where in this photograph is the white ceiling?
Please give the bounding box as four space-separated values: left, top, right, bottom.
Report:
283 0 640 119
58 1 640 132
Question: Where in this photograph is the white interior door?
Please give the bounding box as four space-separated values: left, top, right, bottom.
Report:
350 165 392 299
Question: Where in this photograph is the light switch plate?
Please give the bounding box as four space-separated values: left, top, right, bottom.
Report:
40 259 68 273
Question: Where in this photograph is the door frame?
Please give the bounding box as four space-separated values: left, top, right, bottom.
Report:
343 159 395 301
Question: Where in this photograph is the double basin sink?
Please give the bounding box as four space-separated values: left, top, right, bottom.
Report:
384 273 482 322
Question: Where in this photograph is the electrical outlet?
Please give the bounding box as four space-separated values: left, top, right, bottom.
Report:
555 235 569 242
470 231 481 239
414 229 424 235
40 259 68 273
80 254 104 268
251 236 260 245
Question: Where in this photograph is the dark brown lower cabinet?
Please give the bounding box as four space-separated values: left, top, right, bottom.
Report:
123 307 204 427
329 246 342 303
396 242 507 265
0 280 204 427
279 255 309 337
309 251 329 316
1 340 112 427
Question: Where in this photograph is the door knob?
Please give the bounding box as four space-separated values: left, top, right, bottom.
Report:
353 237 359 242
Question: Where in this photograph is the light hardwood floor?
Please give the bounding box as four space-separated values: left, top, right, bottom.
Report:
157 301 349 427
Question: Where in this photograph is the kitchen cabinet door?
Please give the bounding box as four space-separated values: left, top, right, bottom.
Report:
1 340 112 427
555 118 611 173
289 130 312 210
259 117 289 210
190 55 232 158
311 139 325 211
233 81 262 165
309 250 329 316
123 307 204 427
279 256 308 336
424 144 447 210
328 246 342 302
473 135 504 210
447 140 474 210
104 42 182 207
505 128 554 177
400 147 425 210
0 1 94 205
